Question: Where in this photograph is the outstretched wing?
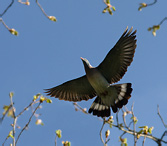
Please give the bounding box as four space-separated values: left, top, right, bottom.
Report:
97 27 137 84
45 75 96 101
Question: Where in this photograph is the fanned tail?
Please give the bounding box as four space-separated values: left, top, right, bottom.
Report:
111 83 132 113
88 83 132 117
88 96 110 117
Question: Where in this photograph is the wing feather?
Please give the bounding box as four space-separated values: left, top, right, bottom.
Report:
97 27 137 83
45 75 96 101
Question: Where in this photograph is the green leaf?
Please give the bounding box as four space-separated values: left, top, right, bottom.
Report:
3 105 10 115
33 93 41 101
35 119 43 125
41 122 44 126
106 0 110 4
46 98 52 103
48 16 57 22
56 129 62 138
68 142 71 146
40 96 46 102
7 131 14 139
112 6 116 11
109 123 112 128
148 127 154 134
137 129 143 134
139 126 147 129
124 138 127 143
9 92 14 98
9 29 19 36
9 134 14 139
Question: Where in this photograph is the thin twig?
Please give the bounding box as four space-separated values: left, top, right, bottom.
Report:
74 103 167 145
73 102 88 114
1 19 10 30
157 105 167 128
105 138 110 144
159 17 167 26
17 100 37 118
120 131 126 139
147 0 157 6
10 96 16 146
15 102 41 145
122 109 131 131
0 0 14 17
142 136 146 146
2 136 8 146
160 131 167 141
100 118 106 146
55 135 57 146
36 0 48 18
131 103 137 146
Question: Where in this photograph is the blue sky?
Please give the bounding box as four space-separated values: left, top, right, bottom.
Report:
1 0 167 145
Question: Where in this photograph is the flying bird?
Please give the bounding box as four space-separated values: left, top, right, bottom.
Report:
45 27 137 117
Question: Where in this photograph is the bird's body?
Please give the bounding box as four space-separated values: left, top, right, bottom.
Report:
45 27 137 117
85 67 110 94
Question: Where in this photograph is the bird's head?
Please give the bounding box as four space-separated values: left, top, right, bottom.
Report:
80 57 92 70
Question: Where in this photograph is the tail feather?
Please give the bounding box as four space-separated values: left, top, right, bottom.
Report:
112 83 132 113
88 96 110 117
89 83 132 117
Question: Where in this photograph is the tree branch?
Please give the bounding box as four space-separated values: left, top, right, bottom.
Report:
15 102 41 145
10 94 16 146
159 17 167 26
0 0 14 17
100 119 107 146
147 0 157 7
131 103 137 145
74 103 167 145
157 105 167 128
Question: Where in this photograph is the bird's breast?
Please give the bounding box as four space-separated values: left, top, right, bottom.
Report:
86 68 110 94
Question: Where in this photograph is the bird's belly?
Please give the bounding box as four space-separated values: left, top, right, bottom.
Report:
87 72 110 94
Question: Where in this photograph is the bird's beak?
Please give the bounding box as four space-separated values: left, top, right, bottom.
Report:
80 57 84 60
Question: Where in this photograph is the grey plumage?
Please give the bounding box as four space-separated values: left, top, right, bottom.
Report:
45 27 137 117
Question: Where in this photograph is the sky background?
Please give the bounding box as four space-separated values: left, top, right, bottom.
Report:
1 0 167 145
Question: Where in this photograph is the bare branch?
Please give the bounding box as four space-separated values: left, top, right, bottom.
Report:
15 102 42 145
55 135 57 146
100 118 107 146
159 17 167 26
122 109 131 131
160 131 167 142
73 102 88 114
17 100 37 118
0 0 14 17
147 0 157 7
142 136 146 146
10 94 16 146
36 0 48 18
131 103 137 145
157 105 167 128
74 103 167 145
2 136 8 146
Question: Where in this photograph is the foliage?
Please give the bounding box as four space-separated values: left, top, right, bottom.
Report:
73 102 167 146
1 94 167 145
1 92 52 146
0 0 166 36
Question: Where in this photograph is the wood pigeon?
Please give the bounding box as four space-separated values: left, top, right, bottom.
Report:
45 27 137 117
